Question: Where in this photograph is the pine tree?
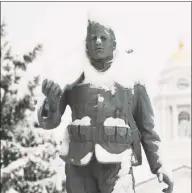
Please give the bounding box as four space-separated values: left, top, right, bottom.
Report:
1 23 66 193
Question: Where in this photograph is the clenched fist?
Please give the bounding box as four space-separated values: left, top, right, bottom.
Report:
42 79 62 112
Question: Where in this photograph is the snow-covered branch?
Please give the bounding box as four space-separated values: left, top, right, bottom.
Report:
1 157 28 177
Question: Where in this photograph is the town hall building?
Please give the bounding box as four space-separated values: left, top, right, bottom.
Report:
153 41 191 140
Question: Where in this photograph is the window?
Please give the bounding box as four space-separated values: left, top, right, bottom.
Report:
177 78 189 90
178 111 191 138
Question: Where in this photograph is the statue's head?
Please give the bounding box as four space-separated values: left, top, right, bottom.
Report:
86 20 116 72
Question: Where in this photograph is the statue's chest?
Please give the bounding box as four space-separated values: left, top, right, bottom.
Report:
68 83 133 122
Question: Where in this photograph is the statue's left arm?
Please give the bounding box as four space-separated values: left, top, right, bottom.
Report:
133 84 162 174
133 83 174 192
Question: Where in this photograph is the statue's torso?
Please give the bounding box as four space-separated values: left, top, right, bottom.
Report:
60 82 140 166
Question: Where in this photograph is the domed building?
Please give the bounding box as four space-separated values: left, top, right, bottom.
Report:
153 41 191 140
134 42 191 193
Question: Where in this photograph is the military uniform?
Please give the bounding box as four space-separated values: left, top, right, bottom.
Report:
38 73 162 193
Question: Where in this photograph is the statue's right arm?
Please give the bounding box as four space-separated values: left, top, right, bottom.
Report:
37 98 61 129
37 88 69 130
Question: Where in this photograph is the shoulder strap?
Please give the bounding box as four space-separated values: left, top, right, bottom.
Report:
124 88 142 165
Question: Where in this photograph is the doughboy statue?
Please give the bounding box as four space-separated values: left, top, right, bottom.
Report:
38 16 174 193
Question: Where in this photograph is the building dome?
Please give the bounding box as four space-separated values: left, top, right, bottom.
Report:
157 41 191 91
153 40 191 141
160 41 191 76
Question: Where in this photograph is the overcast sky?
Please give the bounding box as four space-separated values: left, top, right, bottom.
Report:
1 2 191 97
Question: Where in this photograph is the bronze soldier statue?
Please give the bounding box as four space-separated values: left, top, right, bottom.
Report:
37 18 174 193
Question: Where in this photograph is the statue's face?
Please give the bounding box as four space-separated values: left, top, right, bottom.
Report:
86 23 116 61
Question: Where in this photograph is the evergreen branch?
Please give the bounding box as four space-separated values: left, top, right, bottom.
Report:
1 157 29 177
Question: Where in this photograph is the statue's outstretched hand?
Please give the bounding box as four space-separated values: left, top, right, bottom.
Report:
42 79 62 111
156 166 174 193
